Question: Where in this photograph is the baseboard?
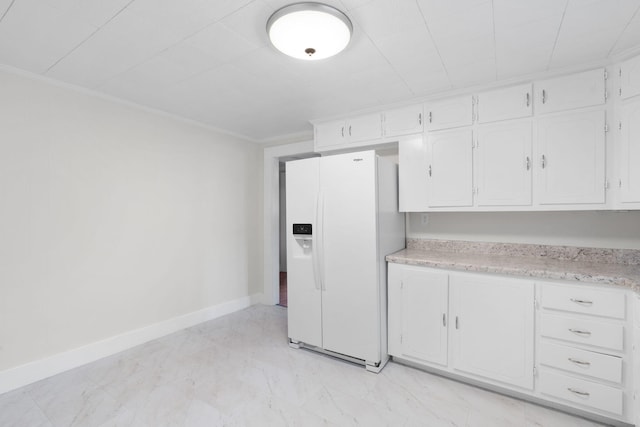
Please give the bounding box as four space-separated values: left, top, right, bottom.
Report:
0 293 263 395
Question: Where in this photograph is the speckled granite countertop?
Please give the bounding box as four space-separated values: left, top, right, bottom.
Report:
386 239 640 293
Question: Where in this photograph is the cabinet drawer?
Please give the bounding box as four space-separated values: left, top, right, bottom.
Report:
540 314 624 351
539 341 622 384
538 370 623 415
540 284 626 319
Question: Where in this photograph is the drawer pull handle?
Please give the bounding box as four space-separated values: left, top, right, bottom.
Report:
569 328 591 336
568 358 591 366
570 298 593 305
567 388 590 397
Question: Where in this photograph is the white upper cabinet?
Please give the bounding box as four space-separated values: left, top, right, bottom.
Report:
477 83 533 123
348 113 383 143
476 120 532 207
619 55 640 99
398 135 429 212
314 119 346 149
384 104 424 137
450 273 535 390
427 129 474 207
619 98 640 203
425 96 473 131
535 110 606 205
314 113 382 151
534 68 606 115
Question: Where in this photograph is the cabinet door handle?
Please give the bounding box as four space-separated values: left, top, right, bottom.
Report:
570 298 593 305
569 328 591 336
526 156 531 171
348 125 352 136
418 113 422 125
568 358 591 366
428 165 432 177
542 89 547 104
341 127 344 137
541 154 546 169
455 316 459 329
526 92 530 107
429 111 433 123
567 388 590 397
442 313 446 327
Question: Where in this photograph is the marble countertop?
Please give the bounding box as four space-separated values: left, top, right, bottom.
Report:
386 242 640 293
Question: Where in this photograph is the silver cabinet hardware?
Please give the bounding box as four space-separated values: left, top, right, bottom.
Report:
526 156 531 171
541 155 546 169
348 125 352 136
442 313 446 327
341 127 344 137
418 113 422 125
428 165 432 177
570 298 593 305
569 328 592 336
429 111 432 123
542 89 547 104
455 316 459 329
568 358 591 366
567 388 590 397
526 92 530 107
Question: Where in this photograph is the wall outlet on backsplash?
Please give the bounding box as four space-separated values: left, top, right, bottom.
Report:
420 213 429 226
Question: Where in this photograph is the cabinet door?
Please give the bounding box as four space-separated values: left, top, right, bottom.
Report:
477 83 533 123
347 113 382 143
315 120 346 150
450 273 534 390
399 135 429 211
476 121 532 206
384 105 424 137
620 55 640 99
427 129 473 207
535 68 605 115
536 110 606 205
619 99 640 203
388 265 449 366
425 96 473 131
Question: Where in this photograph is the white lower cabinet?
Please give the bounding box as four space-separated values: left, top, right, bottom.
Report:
388 265 448 366
450 273 535 389
388 264 535 390
388 262 636 424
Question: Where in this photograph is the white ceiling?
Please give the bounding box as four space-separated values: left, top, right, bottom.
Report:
1 0 640 142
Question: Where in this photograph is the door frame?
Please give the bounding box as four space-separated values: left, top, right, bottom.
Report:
263 140 314 305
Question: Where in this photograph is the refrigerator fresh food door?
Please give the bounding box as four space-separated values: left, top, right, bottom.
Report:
319 151 380 362
286 157 322 348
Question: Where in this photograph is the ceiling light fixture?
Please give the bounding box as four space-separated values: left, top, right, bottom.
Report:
266 2 353 60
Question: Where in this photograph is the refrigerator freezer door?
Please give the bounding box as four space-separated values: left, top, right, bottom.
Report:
286 157 322 348
319 151 380 362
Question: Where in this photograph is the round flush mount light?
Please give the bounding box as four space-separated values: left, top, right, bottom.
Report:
266 2 353 60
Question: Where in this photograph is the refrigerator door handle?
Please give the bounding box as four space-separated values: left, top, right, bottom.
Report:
317 191 326 290
312 192 322 291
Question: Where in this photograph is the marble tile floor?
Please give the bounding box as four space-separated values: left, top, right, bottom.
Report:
0 304 608 427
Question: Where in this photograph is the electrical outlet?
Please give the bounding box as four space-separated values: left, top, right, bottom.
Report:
420 213 429 225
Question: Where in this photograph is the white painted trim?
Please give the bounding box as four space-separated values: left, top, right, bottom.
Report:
0 294 262 395
263 140 315 305
0 64 258 144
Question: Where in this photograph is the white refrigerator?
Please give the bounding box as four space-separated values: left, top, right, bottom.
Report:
286 150 405 372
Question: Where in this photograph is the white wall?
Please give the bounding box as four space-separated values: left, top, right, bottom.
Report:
0 69 262 373
408 211 640 249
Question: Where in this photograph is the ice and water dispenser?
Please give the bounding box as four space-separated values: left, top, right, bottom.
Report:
292 223 313 251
